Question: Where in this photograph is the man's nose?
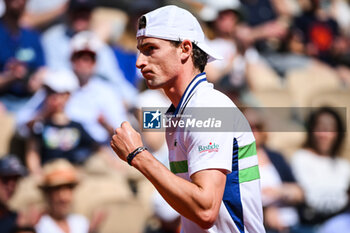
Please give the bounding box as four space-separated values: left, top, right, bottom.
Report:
136 53 146 70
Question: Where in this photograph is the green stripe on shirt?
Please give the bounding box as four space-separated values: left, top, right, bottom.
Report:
170 160 188 174
238 141 257 160
239 165 260 183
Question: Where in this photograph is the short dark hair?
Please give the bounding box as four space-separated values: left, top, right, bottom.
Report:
138 16 147 30
71 51 96 62
304 107 345 157
137 16 209 72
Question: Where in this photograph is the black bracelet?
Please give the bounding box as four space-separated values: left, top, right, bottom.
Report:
127 146 148 166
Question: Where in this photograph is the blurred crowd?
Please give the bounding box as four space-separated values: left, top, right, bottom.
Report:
0 0 349 232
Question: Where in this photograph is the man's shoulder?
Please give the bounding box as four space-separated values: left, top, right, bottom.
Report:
0 21 39 39
191 84 236 108
42 24 66 40
87 77 122 100
319 213 350 233
88 77 114 90
68 213 89 224
0 20 7 34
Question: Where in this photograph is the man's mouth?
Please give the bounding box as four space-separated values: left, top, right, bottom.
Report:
142 70 153 78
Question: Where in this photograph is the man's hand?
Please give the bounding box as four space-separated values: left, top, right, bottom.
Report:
5 59 28 80
98 113 115 136
110 121 143 162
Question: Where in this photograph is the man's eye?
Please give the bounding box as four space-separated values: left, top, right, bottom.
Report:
143 46 155 55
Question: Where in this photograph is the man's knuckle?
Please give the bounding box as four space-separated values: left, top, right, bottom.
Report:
121 121 128 128
115 128 122 134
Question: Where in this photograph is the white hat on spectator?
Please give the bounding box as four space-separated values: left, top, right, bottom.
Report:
199 0 242 22
70 31 102 56
137 5 222 62
43 69 79 93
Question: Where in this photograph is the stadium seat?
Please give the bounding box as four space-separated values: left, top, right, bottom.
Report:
252 90 293 107
73 172 133 217
250 90 307 158
8 175 45 213
247 62 283 91
285 65 341 107
92 198 147 233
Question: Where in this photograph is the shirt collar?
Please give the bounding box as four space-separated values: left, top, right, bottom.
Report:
166 72 207 115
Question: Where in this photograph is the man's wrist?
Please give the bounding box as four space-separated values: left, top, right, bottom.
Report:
127 146 148 166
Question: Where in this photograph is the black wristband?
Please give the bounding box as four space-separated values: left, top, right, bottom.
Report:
127 146 148 166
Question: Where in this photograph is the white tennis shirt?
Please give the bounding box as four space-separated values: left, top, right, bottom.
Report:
165 73 265 233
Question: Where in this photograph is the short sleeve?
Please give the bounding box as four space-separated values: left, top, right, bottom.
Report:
184 131 234 177
99 82 128 128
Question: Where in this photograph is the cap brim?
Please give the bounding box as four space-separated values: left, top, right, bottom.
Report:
39 181 78 190
0 168 27 177
196 41 223 62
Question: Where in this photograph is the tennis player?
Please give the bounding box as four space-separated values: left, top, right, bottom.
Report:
111 5 265 233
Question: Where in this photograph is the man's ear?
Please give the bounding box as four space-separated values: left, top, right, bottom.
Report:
180 40 192 61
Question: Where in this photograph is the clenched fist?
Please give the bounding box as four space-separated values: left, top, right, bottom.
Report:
110 121 143 162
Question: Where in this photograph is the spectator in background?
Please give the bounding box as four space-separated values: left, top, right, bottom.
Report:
292 0 341 65
17 31 128 146
291 107 350 233
0 0 45 112
41 0 137 107
264 0 350 83
136 87 171 168
238 0 289 53
65 31 128 145
20 0 69 31
112 0 161 89
35 159 90 233
25 70 98 175
202 0 265 103
330 0 350 36
244 108 304 233
318 184 350 233
144 191 180 233
0 155 37 233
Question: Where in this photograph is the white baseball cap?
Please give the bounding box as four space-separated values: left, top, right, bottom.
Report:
199 0 242 22
43 70 79 93
70 31 102 56
136 5 222 62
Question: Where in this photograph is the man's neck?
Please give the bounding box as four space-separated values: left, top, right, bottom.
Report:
50 214 70 233
163 68 201 108
0 203 9 218
51 112 70 126
2 14 20 34
77 74 92 87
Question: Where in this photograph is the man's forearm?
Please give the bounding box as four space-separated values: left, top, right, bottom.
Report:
131 150 224 229
0 73 16 89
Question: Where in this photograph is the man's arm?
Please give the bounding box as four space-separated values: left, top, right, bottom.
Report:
26 138 42 175
110 122 226 229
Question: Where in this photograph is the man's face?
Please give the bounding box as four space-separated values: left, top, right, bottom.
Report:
71 51 96 83
46 184 75 219
69 9 92 33
136 37 182 89
0 175 19 205
215 10 238 36
5 0 26 18
313 112 338 155
45 91 70 114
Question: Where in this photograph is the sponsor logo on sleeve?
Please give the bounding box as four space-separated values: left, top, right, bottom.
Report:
198 142 219 154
